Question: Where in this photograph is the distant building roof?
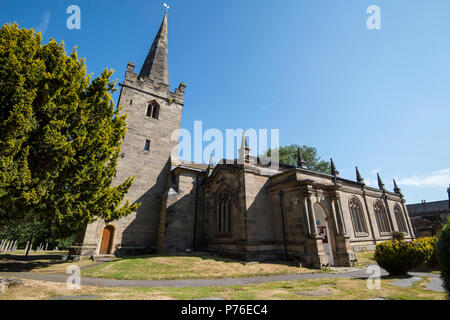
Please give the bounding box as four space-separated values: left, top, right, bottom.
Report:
407 200 450 216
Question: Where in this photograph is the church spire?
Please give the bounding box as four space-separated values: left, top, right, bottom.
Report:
139 12 169 85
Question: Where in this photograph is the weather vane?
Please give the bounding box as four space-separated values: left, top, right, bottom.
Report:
164 3 170 11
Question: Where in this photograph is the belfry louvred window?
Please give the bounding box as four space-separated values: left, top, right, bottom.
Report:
146 101 160 119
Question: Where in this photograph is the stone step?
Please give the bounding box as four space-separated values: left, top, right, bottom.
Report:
93 254 116 262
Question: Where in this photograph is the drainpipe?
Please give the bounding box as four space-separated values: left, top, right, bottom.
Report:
193 177 200 252
279 191 288 261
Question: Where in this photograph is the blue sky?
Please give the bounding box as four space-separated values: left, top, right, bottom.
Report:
1 0 449 204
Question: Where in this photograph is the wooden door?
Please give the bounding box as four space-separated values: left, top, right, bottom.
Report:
100 226 114 254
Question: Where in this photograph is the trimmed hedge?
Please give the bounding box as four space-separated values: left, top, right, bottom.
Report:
375 238 435 276
437 220 450 296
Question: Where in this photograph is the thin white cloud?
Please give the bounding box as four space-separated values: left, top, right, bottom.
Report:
36 11 51 35
398 169 450 187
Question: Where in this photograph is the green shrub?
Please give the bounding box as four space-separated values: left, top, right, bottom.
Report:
392 231 405 241
437 220 450 296
419 237 438 268
375 238 434 276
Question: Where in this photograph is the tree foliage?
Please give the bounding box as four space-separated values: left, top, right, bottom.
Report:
437 216 450 297
263 144 331 174
0 219 76 250
0 24 139 234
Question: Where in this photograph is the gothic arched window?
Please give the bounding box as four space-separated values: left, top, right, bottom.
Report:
216 187 232 234
394 204 408 233
146 101 160 119
374 200 391 234
349 197 368 235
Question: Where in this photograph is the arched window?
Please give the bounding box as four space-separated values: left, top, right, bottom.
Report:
216 187 232 234
394 204 408 233
349 197 368 235
146 101 160 119
374 200 391 234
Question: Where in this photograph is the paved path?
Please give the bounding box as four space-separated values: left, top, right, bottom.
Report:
389 272 444 292
390 277 423 288
0 268 386 288
0 268 443 291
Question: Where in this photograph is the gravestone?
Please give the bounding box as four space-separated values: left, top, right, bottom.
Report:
24 241 30 254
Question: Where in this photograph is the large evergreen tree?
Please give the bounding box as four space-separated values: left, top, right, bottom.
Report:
0 24 139 234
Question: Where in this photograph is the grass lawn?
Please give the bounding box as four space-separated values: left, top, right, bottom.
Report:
81 254 321 280
355 251 377 267
0 276 446 300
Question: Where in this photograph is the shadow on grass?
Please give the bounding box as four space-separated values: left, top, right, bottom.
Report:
0 253 66 272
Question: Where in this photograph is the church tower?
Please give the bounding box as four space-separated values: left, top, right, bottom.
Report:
77 12 186 256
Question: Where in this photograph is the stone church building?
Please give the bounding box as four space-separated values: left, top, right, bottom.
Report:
73 13 415 268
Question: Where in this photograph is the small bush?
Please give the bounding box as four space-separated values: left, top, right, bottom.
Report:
437 220 450 296
418 237 438 268
392 231 405 241
375 238 434 276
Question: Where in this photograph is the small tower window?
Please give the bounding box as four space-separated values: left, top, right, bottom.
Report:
146 101 160 119
146 104 152 117
144 139 151 151
152 105 160 119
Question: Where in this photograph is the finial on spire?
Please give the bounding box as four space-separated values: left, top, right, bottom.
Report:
207 153 214 176
209 154 213 167
447 184 450 209
297 148 306 168
377 173 385 190
393 179 402 196
238 132 250 164
330 158 339 176
164 3 170 11
356 166 364 184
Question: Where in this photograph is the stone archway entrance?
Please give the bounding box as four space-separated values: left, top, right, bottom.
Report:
313 203 335 266
100 225 115 254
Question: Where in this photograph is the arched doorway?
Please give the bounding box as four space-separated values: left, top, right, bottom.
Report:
313 203 335 266
100 225 115 254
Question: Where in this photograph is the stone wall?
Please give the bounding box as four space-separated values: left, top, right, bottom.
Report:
160 169 202 252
